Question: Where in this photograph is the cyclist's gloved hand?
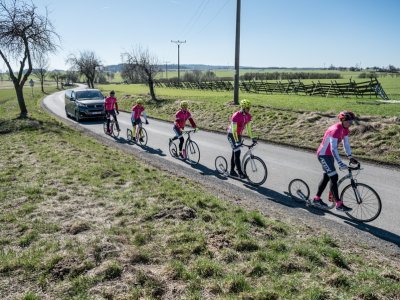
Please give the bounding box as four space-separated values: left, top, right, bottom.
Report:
116 110 119 115
194 127 199 132
145 120 149 125
338 161 347 170
234 141 242 148
252 138 257 144
349 157 358 165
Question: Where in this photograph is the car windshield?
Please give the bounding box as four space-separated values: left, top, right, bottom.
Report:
76 90 103 100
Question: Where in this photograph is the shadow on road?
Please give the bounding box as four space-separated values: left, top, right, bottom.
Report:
246 184 400 246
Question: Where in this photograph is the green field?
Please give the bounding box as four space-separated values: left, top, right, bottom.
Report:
1 84 400 299
99 83 400 166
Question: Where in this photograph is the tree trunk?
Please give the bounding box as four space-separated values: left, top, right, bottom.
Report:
15 84 28 118
148 79 157 101
41 78 44 93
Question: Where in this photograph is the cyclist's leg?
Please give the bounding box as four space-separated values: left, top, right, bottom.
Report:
136 119 142 139
171 125 181 141
106 111 111 132
178 136 184 153
329 174 340 204
112 111 120 131
228 133 241 175
314 155 336 206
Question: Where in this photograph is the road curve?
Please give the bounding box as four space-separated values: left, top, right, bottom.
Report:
43 88 400 249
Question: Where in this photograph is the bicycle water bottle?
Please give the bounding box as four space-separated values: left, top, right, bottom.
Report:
328 191 333 202
182 149 186 159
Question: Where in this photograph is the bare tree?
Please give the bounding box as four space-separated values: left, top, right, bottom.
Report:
121 46 161 101
0 0 59 117
49 70 61 89
121 62 141 84
67 51 102 88
32 52 49 93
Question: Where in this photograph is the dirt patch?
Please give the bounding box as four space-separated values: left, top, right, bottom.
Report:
153 205 197 221
66 220 90 235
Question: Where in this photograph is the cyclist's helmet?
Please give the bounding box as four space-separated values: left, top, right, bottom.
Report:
136 98 143 105
110 90 115 95
338 111 356 121
180 101 189 109
240 99 251 109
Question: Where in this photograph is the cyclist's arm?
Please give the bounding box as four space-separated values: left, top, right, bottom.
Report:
115 102 119 112
245 122 254 139
231 122 239 142
142 111 148 122
342 136 352 157
131 111 136 120
188 117 196 128
329 137 344 164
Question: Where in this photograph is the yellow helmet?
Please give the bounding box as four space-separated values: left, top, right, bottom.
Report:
240 99 251 109
136 98 143 105
180 101 188 109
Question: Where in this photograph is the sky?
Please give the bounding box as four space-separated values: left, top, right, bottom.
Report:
8 0 400 70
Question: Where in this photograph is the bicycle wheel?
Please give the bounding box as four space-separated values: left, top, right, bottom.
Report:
340 183 382 222
111 121 119 138
138 127 148 146
243 156 268 186
186 140 200 165
215 156 228 175
288 179 310 202
103 122 108 134
127 128 133 142
169 140 178 157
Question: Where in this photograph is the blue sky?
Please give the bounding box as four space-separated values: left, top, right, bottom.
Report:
24 0 400 70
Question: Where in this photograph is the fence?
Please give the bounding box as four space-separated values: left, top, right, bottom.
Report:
154 78 389 100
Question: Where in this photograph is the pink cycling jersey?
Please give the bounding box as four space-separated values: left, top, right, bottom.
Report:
175 109 196 129
105 96 117 111
131 104 144 120
227 111 252 135
317 122 351 163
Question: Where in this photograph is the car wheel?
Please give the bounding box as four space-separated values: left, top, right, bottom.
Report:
65 107 70 118
75 110 81 122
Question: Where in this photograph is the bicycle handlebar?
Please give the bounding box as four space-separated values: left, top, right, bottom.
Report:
348 162 361 171
182 129 197 134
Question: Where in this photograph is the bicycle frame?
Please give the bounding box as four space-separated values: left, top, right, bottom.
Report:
240 142 257 171
337 164 363 205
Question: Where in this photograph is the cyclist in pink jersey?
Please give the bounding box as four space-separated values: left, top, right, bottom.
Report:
227 99 256 179
131 98 149 142
313 111 358 211
169 101 197 158
104 90 120 133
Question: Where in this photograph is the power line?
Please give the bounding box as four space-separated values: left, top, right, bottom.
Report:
181 0 210 38
194 0 232 37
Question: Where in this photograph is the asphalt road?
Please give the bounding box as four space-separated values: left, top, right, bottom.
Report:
43 89 400 246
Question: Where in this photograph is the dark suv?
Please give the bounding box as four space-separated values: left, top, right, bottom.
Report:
65 89 105 121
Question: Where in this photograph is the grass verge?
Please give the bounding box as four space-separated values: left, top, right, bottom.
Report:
1 88 399 299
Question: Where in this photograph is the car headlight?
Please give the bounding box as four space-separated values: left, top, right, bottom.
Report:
76 102 87 108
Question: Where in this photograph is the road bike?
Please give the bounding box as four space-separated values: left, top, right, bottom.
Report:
169 129 200 165
126 119 148 146
103 112 119 138
288 162 382 222
215 139 268 186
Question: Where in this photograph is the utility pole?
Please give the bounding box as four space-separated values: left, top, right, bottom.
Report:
164 61 170 79
233 0 241 105
171 40 186 81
